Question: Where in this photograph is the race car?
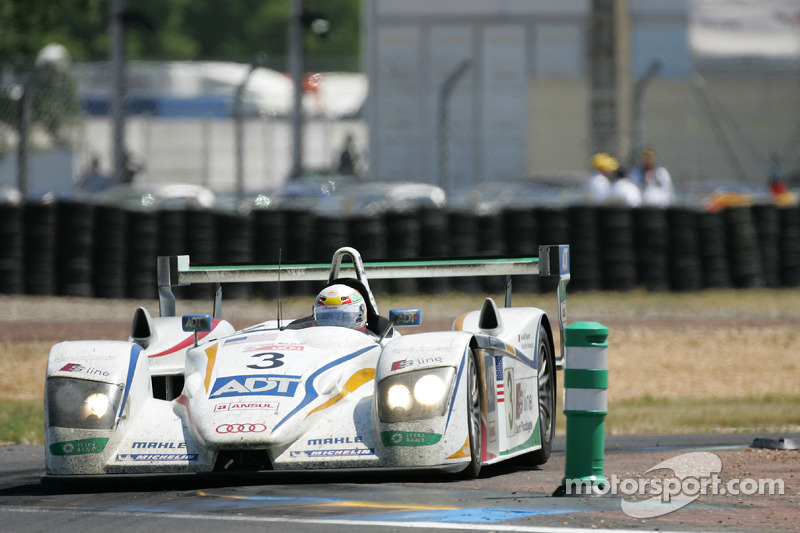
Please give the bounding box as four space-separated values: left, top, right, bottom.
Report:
44 245 570 479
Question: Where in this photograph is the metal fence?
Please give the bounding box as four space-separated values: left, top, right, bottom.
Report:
1 59 800 205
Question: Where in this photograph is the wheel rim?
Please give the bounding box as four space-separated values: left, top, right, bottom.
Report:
467 356 481 463
537 342 554 443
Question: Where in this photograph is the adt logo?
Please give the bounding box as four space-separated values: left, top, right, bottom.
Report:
210 375 301 398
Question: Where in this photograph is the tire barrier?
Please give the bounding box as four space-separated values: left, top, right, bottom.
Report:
447 211 481 293
349 214 388 294
126 209 159 299
252 209 287 298
23 202 58 295
314 215 350 263
502 207 540 293
185 209 218 300
632 208 669 292
751 204 780 288
418 208 451 293
92 205 127 299
477 213 506 293
666 207 704 292
217 213 254 299
284 210 316 295
723 206 764 289
0 203 24 294
598 207 636 291
778 206 800 286
696 211 731 288
566 206 599 292
56 202 95 297
384 211 421 294
9 202 800 299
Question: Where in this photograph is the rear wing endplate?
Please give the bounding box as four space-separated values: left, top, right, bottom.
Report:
157 244 570 367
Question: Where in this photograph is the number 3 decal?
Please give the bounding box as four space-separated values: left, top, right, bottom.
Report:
247 352 285 369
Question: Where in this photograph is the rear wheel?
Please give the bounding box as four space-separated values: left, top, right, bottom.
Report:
461 352 482 478
531 324 556 465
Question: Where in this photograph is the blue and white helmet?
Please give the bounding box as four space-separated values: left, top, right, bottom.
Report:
313 284 367 330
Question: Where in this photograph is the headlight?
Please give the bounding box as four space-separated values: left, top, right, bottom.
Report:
47 377 123 430
378 367 456 422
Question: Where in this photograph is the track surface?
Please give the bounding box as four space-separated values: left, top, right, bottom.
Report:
1 433 798 533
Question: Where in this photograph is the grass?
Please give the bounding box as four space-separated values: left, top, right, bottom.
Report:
0 400 44 445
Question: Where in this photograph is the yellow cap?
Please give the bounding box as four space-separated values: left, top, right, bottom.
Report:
591 153 619 173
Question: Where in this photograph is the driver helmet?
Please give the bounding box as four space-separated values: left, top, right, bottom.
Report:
313 284 367 331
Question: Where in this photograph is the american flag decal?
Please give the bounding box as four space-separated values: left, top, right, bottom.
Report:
495 356 504 403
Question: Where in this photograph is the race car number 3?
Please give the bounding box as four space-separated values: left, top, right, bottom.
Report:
247 352 285 369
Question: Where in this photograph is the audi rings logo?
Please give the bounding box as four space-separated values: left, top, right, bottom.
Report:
215 423 267 434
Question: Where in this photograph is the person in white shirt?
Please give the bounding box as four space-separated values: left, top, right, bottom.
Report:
607 166 642 207
585 153 618 204
629 148 675 207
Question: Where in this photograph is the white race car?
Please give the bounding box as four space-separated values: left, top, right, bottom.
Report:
44 245 570 479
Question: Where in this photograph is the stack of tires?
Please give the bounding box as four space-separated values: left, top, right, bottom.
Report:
93 205 127 298
633 208 669 292
666 207 703 292
502 207 540 293
0 203 24 294
24 202 58 295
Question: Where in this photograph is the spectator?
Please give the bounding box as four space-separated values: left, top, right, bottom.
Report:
337 134 359 176
629 148 675 206
585 152 618 204
607 166 642 207
76 156 112 192
120 151 142 186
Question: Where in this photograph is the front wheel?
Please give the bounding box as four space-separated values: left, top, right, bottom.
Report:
460 352 482 478
530 324 556 465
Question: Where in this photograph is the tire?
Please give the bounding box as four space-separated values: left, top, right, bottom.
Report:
530 324 556 465
461 352 483 478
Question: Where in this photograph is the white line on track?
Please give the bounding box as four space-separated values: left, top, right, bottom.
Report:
0 506 729 533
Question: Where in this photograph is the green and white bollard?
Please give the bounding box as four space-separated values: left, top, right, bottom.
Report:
560 321 608 495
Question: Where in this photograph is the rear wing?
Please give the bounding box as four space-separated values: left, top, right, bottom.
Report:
157 244 570 366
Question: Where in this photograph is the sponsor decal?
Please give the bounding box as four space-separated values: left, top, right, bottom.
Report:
495 356 504 404
59 363 110 378
224 332 279 346
116 454 198 461
307 436 363 445
244 344 304 352
515 382 534 419
390 355 444 371
246 352 285 370
209 374 301 398
131 441 186 449
505 371 535 437
290 448 375 458
505 368 515 436
216 423 267 434
49 437 109 456
380 431 442 447
214 401 279 412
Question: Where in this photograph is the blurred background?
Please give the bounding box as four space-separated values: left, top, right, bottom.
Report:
3 0 800 205
2 0 800 299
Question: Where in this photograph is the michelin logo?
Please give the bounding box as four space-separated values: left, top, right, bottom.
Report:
290 448 375 458
116 454 198 461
